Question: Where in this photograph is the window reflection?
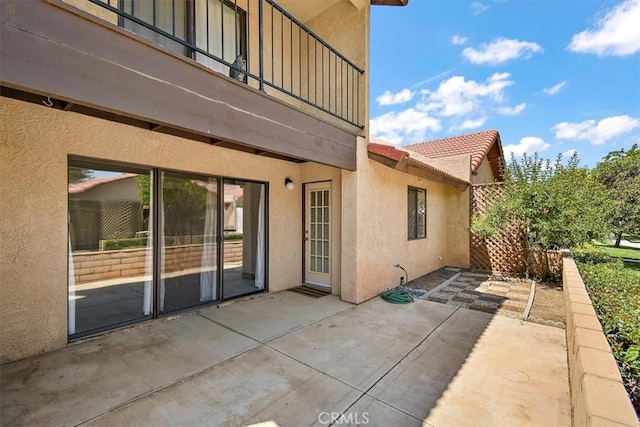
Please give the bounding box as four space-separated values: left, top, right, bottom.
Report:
68 164 267 338
159 173 218 314
68 165 151 336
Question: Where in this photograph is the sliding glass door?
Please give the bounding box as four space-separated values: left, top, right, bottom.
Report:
222 180 266 299
69 161 267 339
68 164 152 336
159 172 219 314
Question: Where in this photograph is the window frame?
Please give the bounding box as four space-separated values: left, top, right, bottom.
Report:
407 186 427 240
67 157 268 340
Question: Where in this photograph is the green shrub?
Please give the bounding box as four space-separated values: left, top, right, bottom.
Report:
224 233 243 241
100 237 148 251
572 244 615 264
578 261 640 414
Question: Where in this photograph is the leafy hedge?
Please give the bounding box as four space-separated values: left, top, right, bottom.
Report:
100 237 148 251
223 232 244 241
572 244 615 264
100 234 244 251
577 259 640 415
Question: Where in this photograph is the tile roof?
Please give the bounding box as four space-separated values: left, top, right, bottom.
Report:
370 0 409 5
404 129 501 175
368 142 469 190
68 173 137 194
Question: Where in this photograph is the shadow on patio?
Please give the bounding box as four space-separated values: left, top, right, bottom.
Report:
1 289 570 426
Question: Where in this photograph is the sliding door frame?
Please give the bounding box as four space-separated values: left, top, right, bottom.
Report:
68 157 268 341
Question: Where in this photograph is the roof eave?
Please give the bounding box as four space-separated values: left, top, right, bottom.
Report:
402 158 469 191
370 0 409 6
368 143 469 191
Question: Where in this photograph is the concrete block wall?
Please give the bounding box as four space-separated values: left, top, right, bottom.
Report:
563 251 639 426
72 242 243 283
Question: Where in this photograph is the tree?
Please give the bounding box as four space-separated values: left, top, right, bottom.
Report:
68 166 93 183
136 174 209 241
593 144 640 247
471 152 610 278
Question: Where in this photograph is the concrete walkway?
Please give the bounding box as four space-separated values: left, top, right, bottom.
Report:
1 291 570 426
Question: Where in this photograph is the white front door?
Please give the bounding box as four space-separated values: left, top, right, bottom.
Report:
304 182 331 288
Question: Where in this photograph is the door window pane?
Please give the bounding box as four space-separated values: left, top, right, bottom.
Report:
160 173 219 314
68 164 152 337
222 180 266 299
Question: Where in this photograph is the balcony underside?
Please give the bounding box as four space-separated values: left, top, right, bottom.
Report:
0 0 357 170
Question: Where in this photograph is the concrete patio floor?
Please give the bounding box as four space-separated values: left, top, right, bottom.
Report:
1 291 570 426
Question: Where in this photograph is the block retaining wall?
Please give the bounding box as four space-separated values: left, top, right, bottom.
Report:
72 241 243 284
563 250 638 426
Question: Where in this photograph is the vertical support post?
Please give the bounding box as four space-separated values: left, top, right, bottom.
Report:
186 0 195 59
259 0 265 91
152 169 161 318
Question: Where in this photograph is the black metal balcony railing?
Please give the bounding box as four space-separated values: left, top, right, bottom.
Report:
87 0 364 128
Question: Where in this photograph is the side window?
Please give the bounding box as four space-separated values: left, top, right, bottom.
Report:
408 186 426 240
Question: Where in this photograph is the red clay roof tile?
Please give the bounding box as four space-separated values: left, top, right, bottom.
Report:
68 173 137 194
404 129 500 174
368 142 469 189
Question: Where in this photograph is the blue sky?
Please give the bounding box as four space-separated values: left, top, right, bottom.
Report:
369 0 640 167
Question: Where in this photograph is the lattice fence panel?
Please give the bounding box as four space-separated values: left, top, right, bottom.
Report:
100 201 142 240
470 183 529 275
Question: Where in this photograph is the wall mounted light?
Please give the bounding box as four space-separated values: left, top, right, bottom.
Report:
284 177 295 190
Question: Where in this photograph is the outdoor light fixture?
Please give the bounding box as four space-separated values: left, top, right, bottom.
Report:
285 177 295 190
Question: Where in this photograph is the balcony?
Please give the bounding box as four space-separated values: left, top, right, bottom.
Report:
1 0 366 169
76 0 364 128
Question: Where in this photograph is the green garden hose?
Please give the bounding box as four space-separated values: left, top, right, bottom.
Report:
380 286 414 304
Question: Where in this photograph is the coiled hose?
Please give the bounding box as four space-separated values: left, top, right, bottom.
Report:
380 286 414 304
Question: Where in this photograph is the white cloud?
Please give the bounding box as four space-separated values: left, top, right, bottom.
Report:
417 72 514 117
462 37 543 65
376 88 415 106
562 149 579 158
497 103 527 116
543 81 567 95
471 1 489 14
503 136 551 158
370 108 441 145
371 72 523 144
552 115 640 144
460 117 488 130
451 35 468 45
568 0 640 56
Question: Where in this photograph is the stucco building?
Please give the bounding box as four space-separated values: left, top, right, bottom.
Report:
1 0 502 363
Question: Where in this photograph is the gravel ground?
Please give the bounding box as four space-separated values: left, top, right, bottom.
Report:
406 269 564 325
406 269 534 320
528 282 565 327
406 268 460 292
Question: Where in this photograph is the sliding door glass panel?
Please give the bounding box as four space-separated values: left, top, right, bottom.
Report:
222 180 266 299
68 164 152 337
160 172 219 314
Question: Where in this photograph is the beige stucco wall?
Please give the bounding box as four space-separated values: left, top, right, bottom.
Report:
76 177 138 201
446 188 471 268
0 96 342 362
341 138 470 304
472 158 495 184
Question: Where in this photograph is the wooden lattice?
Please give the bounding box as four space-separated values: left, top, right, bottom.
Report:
470 183 529 275
100 200 142 240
